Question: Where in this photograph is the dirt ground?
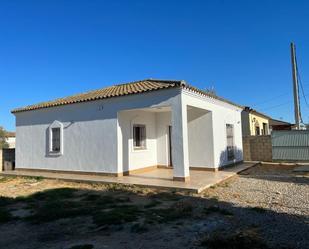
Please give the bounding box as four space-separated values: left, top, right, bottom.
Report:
0 164 308 249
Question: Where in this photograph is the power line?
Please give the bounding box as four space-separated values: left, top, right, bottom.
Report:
294 52 309 124
259 92 309 111
260 101 292 111
253 92 291 107
296 58 309 109
252 82 309 108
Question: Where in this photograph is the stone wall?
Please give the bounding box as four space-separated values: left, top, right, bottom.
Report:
243 135 272 162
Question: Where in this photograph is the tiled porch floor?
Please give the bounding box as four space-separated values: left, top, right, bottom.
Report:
1 162 257 193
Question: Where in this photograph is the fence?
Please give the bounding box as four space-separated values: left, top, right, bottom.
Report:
272 130 309 161
0 148 15 171
242 135 272 162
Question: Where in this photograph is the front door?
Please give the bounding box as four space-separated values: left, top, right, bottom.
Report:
168 126 173 166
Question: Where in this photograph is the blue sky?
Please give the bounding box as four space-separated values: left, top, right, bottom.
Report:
1 0 309 131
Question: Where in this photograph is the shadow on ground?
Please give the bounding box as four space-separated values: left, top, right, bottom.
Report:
239 163 309 185
0 180 308 249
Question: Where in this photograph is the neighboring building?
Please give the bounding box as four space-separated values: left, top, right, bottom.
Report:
5 132 15 148
269 119 294 131
241 107 271 136
12 79 243 181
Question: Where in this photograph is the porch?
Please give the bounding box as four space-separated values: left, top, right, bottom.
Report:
1 162 256 193
117 103 215 181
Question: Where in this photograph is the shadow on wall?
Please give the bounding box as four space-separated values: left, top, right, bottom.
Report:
219 147 243 167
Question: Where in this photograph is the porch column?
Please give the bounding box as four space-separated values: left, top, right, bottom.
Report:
171 95 190 182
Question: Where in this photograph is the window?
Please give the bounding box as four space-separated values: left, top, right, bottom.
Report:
262 123 268 135
226 124 234 161
133 125 146 150
49 120 63 155
255 126 260 135
51 128 61 152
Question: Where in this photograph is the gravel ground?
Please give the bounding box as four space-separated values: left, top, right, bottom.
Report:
205 164 309 216
203 163 309 248
0 164 308 249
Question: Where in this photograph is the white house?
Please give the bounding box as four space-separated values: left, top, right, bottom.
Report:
12 79 243 182
5 132 16 148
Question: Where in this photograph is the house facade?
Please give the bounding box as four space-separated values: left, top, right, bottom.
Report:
241 107 270 136
5 132 16 149
12 79 243 181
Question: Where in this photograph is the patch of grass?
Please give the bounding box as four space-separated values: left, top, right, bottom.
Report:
28 188 78 201
145 201 193 223
0 176 16 183
200 230 271 249
130 222 148 233
220 182 230 187
203 206 233 216
250 207 267 213
93 205 141 226
0 196 13 206
0 208 12 223
104 183 139 193
144 199 161 208
68 244 94 249
82 194 131 211
82 194 115 204
149 192 183 201
21 187 134 224
25 200 89 224
81 193 101 201
23 176 44 182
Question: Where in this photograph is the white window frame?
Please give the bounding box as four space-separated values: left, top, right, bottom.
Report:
49 120 64 155
132 124 147 151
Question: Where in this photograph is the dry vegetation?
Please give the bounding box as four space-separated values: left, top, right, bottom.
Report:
0 164 308 249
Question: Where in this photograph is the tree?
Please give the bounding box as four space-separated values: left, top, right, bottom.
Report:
0 126 9 149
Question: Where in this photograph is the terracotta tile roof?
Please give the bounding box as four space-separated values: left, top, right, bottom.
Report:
12 79 242 113
5 131 15 137
269 118 293 126
243 106 272 119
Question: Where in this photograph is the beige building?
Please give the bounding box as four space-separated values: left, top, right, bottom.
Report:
241 107 271 136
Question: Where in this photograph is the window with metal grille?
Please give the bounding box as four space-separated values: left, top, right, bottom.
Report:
51 128 61 152
133 125 146 150
262 123 268 135
226 124 234 160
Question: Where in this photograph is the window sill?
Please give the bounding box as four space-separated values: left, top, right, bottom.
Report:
49 151 63 156
133 147 148 152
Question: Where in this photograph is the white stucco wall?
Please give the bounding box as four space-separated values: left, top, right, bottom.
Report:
118 110 157 171
182 89 243 168
14 86 243 175
156 111 171 166
187 107 214 168
15 88 180 174
118 110 172 171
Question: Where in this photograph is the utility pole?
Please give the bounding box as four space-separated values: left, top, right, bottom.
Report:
290 42 301 130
